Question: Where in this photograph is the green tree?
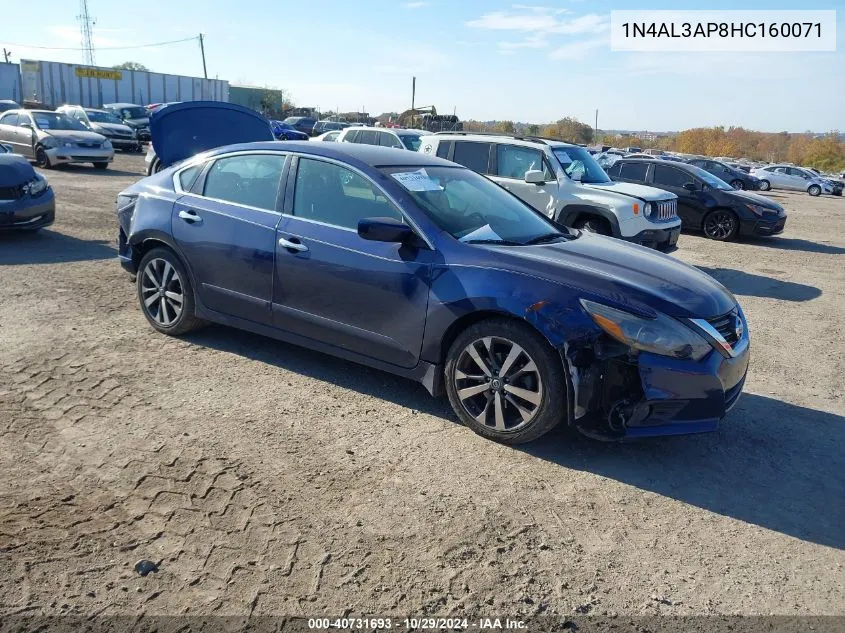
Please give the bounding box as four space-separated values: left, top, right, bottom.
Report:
112 61 149 72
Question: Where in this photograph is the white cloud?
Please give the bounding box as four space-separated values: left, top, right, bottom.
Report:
548 37 606 60
466 10 607 34
404 1 429 8
498 33 549 52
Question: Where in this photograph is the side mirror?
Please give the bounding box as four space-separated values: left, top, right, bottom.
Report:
358 217 414 244
683 182 697 192
524 170 545 185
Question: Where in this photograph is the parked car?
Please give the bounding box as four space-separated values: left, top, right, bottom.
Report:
270 120 309 141
281 116 317 136
313 130 341 142
751 164 835 196
0 100 21 113
143 101 274 176
56 105 141 152
338 126 425 151
686 158 761 190
420 133 682 251
146 102 181 115
115 101 749 444
312 120 350 136
608 159 787 240
0 146 55 231
103 102 151 142
0 109 114 169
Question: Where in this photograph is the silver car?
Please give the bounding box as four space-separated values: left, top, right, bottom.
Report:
0 109 114 169
56 105 140 152
752 164 833 196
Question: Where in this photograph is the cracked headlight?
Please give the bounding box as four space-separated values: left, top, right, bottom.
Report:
40 136 58 149
580 299 712 361
24 174 48 197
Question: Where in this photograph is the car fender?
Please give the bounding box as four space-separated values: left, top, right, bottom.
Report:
556 204 622 237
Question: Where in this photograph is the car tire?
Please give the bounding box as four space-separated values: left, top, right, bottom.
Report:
573 216 612 236
148 158 162 175
93 162 109 170
758 179 771 191
137 247 204 336
702 209 739 241
35 146 51 168
730 179 744 190
444 318 566 445
808 185 821 197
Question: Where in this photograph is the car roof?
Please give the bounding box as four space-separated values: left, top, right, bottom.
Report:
207 140 458 168
103 102 141 107
426 132 578 149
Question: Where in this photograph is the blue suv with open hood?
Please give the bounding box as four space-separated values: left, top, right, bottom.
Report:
115 102 750 443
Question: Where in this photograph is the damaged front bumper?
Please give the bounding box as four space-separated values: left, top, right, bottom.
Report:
566 322 750 440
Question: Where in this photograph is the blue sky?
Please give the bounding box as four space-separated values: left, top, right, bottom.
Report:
3 0 842 132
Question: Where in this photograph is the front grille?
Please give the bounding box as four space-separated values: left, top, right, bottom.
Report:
707 310 740 347
0 185 24 201
77 142 101 149
656 199 677 220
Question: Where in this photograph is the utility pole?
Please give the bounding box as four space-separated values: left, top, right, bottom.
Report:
198 33 208 79
2 48 10 63
595 108 598 140
411 76 416 113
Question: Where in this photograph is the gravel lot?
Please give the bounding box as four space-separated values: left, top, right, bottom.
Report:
1 153 843 618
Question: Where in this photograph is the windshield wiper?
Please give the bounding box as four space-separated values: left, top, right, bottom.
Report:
463 239 522 246
523 232 569 245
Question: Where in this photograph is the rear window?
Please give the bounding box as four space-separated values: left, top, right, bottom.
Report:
435 141 452 159
620 162 649 181
453 142 492 174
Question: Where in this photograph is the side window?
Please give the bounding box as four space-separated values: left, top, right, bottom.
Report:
605 162 621 178
652 165 689 188
620 162 649 181
343 129 359 143
202 154 286 211
774 167 788 174
379 132 402 149
0 113 18 126
496 144 542 179
453 142 491 174
357 130 378 145
293 158 403 230
435 141 452 159
178 164 203 192
541 158 555 181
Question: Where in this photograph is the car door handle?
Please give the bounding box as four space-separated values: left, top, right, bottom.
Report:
178 209 202 224
279 237 308 252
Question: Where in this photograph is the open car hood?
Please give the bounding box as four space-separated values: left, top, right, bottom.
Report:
150 101 274 168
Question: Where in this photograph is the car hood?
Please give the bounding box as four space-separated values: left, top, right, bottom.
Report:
723 188 783 210
150 101 274 168
43 129 107 143
0 153 36 186
582 180 677 202
124 117 149 127
481 233 736 319
92 122 135 135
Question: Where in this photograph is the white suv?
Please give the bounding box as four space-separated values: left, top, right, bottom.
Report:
420 133 682 250
338 126 425 151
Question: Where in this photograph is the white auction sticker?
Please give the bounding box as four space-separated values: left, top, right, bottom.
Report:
610 10 836 52
391 169 443 192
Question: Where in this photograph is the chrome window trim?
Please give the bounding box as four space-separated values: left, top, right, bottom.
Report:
286 153 435 250
171 150 288 215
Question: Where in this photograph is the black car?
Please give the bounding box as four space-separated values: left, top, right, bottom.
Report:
607 159 786 241
281 116 317 136
686 158 761 190
0 146 56 232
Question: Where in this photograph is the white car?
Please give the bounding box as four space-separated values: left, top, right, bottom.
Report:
419 133 682 251
338 126 424 151
314 130 341 142
751 164 834 196
56 105 140 152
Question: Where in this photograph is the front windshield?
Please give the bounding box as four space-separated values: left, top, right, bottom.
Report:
552 147 611 184
31 112 88 132
398 134 422 151
688 164 733 190
384 166 569 245
87 111 123 124
120 106 147 119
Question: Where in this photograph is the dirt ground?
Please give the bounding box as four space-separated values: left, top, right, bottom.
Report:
1 154 843 619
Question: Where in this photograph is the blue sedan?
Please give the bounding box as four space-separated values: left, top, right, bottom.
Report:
1 143 55 232
270 120 309 141
116 103 749 444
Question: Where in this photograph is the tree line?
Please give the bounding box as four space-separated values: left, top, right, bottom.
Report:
461 118 845 172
